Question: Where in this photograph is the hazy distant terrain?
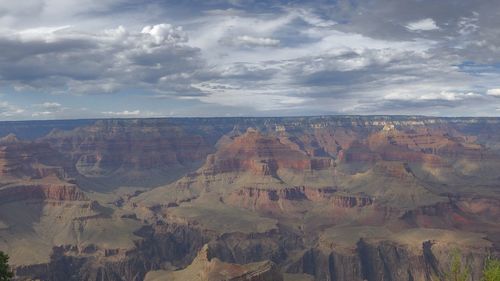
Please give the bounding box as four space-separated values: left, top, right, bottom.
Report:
0 116 499 281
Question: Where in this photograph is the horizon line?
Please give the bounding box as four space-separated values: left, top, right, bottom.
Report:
1 114 500 123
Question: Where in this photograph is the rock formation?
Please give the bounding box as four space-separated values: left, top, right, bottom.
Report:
0 116 498 281
144 244 283 281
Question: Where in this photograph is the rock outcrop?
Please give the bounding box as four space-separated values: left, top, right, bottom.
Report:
145 244 283 281
0 138 71 180
204 128 333 176
0 183 88 203
41 119 231 189
226 186 373 213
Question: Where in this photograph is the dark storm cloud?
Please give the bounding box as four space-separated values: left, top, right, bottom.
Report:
0 39 105 82
0 24 205 95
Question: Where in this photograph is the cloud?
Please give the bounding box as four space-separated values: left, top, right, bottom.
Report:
141 24 187 44
385 91 479 101
192 82 310 111
31 111 53 117
0 101 24 117
102 110 141 116
458 14 479 35
487 88 500 97
30 101 65 117
178 6 455 114
291 8 337 28
232 35 280 47
38 102 62 110
1 0 500 117
0 0 129 28
406 18 439 31
0 23 203 95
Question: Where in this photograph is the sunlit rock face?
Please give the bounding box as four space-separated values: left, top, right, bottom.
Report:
144 244 284 281
0 116 499 281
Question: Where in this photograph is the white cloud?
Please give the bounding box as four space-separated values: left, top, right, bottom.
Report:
182 12 443 115
31 111 53 117
17 25 72 41
486 88 500 97
102 110 141 116
192 82 309 111
0 101 24 117
66 80 122 95
31 101 64 117
406 18 439 31
190 8 436 75
141 24 187 45
0 0 128 26
290 8 337 28
385 91 478 101
233 35 280 47
421 91 478 101
39 102 62 109
458 14 479 35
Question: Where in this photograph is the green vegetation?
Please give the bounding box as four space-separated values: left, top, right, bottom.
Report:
444 249 470 281
482 257 500 281
436 250 500 281
0 251 13 281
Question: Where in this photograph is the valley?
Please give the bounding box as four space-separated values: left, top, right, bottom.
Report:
0 116 498 281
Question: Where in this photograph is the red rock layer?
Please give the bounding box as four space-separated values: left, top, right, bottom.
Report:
0 141 69 179
339 127 489 166
226 186 372 212
0 184 88 203
204 129 333 176
42 120 216 176
399 201 474 229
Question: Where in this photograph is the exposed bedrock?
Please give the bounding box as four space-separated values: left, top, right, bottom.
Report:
400 195 500 230
12 223 297 281
203 129 335 177
182 244 284 281
3 117 500 281
226 186 373 213
41 120 225 180
287 240 490 281
13 222 212 281
0 183 88 204
0 140 72 180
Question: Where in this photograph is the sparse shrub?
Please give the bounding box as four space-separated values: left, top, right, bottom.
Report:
482 257 500 281
0 251 13 281
444 249 470 281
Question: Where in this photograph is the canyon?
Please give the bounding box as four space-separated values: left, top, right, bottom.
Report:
0 116 498 281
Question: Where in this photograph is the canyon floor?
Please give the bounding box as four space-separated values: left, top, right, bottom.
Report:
0 116 499 281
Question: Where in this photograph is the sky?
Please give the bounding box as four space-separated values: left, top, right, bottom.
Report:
0 0 500 120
